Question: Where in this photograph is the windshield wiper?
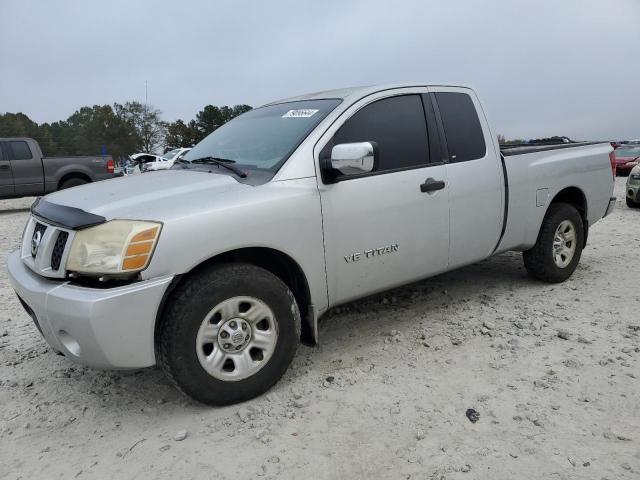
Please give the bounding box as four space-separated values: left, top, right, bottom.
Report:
189 157 247 178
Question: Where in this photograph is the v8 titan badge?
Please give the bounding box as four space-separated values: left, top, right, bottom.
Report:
344 243 399 263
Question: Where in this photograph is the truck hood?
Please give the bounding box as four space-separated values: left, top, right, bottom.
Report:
44 170 250 222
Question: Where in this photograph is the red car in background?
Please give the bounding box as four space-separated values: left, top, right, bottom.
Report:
614 146 640 175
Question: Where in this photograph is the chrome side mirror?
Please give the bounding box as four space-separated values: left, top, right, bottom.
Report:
330 142 375 175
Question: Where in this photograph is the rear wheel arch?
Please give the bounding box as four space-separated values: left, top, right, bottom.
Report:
524 202 584 283
57 172 92 190
155 247 316 348
547 186 588 247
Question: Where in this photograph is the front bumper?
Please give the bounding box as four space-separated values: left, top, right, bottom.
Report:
7 250 173 369
626 182 640 201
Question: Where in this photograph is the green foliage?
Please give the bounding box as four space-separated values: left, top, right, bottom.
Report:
165 104 252 150
165 119 199 150
0 102 252 157
0 112 40 141
0 106 140 157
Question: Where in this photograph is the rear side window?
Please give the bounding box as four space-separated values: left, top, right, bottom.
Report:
435 92 486 162
330 94 430 172
7 141 33 160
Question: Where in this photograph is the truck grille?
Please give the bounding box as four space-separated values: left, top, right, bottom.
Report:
32 223 48 258
51 231 69 271
20 216 75 279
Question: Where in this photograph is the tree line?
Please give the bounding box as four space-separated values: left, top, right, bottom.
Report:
0 102 252 159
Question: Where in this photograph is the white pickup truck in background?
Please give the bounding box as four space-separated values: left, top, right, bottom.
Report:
8 84 616 405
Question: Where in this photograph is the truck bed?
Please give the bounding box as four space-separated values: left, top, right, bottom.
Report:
496 141 614 254
500 141 605 156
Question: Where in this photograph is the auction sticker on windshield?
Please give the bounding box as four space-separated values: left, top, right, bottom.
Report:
282 109 319 118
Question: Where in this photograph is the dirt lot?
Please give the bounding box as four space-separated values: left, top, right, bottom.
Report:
0 178 638 480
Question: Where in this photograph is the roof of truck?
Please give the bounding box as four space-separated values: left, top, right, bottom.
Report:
265 83 471 106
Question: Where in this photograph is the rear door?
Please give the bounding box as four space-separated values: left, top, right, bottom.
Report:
0 143 15 197
429 87 504 268
5 140 45 196
316 89 450 306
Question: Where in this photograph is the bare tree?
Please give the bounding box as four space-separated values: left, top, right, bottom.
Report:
115 101 166 153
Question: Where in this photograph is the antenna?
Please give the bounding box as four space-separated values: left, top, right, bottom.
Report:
145 80 148 111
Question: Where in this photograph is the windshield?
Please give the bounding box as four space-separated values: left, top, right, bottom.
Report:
163 149 181 160
182 99 341 172
616 147 640 158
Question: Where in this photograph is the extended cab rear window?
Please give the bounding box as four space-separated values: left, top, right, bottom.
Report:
435 92 486 163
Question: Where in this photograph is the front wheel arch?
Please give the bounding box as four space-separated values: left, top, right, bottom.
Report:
154 247 316 349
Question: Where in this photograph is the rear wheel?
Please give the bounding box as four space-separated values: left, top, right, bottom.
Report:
59 177 88 190
523 203 584 283
156 263 300 405
626 197 640 208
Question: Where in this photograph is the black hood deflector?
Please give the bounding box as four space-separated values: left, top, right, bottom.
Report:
31 198 107 230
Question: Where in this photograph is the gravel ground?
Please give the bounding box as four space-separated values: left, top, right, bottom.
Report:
0 178 638 480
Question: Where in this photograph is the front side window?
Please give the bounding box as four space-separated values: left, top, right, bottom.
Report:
434 92 486 163
8 141 33 160
183 99 341 173
325 94 430 172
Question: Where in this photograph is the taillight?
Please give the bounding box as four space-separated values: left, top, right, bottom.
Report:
107 158 114 174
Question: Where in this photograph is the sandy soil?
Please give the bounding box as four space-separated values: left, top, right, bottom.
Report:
0 178 638 480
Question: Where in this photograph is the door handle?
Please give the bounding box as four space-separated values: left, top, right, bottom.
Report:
420 177 445 193
0 165 10 171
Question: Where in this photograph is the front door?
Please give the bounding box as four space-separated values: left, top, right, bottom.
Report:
0 143 15 197
317 90 450 306
5 140 45 196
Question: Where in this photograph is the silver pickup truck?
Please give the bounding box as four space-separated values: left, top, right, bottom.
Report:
7 84 616 405
0 137 115 199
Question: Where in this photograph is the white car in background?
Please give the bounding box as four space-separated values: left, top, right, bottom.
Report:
129 152 164 171
144 148 192 172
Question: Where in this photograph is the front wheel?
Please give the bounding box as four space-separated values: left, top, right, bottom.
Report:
523 203 584 283
156 263 300 405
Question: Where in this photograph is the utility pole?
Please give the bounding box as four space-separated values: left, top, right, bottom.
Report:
144 80 149 152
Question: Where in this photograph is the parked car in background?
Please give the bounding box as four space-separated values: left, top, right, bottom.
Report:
145 147 191 172
113 162 124 177
626 164 640 208
7 84 616 405
614 146 640 175
130 153 165 172
0 137 115 199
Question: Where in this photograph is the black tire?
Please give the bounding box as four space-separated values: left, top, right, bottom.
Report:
523 203 584 283
59 177 88 190
156 263 301 405
626 197 640 208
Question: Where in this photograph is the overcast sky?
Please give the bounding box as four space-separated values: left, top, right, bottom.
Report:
1 0 639 140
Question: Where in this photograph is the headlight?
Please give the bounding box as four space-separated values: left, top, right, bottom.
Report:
66 220 162 275
631 173 640 180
